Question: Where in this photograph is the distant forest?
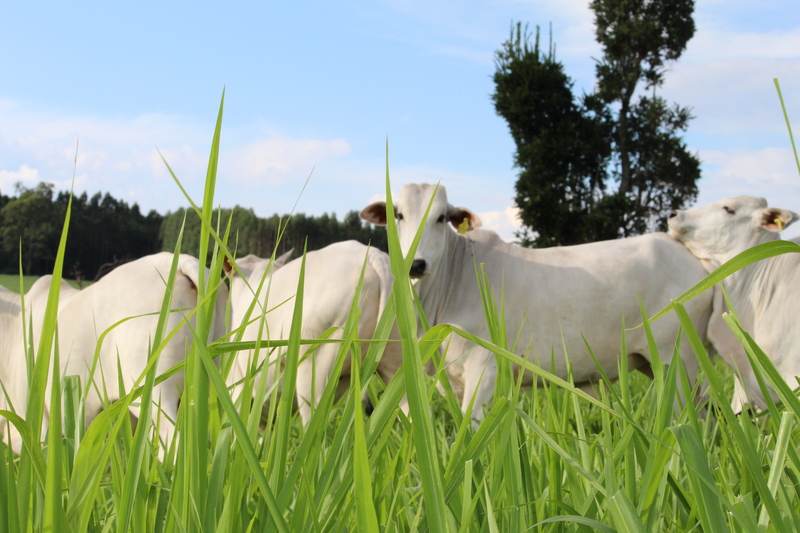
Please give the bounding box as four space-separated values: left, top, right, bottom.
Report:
0 182 387 282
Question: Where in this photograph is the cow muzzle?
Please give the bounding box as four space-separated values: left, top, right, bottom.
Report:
410 259 427 278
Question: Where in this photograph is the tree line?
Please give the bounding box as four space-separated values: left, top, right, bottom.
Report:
0 182 386 281
159 207 387 265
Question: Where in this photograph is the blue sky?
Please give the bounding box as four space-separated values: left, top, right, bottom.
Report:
1 0 798 240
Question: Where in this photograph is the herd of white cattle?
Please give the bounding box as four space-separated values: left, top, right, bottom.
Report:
1 183 798 454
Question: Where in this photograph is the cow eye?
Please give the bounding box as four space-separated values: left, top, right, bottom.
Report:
437 214 446 223
723 206 735 215
395 212 404 221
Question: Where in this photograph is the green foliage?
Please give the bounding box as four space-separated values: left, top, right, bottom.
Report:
159 207 388 262
0 184 163 279
54 190 163 283
493 24 614 246
0 183 60 274
494 0 700 246
0 185 386 279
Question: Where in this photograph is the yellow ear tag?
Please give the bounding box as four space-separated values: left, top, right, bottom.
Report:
457 218 470 235
776 218 785 231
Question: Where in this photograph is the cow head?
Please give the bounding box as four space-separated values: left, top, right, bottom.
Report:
667 196 798 264
360 183 481 278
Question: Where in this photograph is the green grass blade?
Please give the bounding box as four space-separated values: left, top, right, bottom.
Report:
669 425 729 533
117 240 185 533
607 490 647 533
43 332 65 533
352 345 380 532
672 301 785 531
774 78 800 177
383 143 448 533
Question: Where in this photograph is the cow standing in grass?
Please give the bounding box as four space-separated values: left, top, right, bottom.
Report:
0 277 78 451
361 183 715 418
668 196 799 412
227 241 401 424
0 253 227 455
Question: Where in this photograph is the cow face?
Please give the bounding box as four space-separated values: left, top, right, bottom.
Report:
360 183 481 278
667 196 797 263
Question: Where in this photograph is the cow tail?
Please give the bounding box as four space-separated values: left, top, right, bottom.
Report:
176 254 228 343
177 254 202 293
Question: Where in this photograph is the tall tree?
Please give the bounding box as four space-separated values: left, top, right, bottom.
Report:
493 0 700 245
592 0 699 235
0 182 60 274
493 24 613 246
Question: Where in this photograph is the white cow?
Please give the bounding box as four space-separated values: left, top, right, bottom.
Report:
227 241 401 424
0 277 79 451
668 195 799 411
361 183 714 417
0 252 228 454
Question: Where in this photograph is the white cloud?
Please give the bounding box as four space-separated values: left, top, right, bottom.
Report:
477 205 522 242
686 26 800 62
0 100 356 214
660 58 800 137
0 164 40 193
696 147 800 206
222 138 351 186
147 145 209 183
695 147 800 240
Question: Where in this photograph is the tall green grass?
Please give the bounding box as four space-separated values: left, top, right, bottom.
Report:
1 90 800 532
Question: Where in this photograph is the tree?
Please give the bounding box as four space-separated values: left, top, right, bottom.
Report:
158 207 387 265
592 0 698 235
493 0 700 245
493 24 613 246
0 182 60 274
55 190 162 280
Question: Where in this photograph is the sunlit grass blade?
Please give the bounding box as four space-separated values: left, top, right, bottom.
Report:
607 490 647 533
759 412 793 528
352 343 380 532
669 425 729 533
383 141 448 533
117 235 186 533
774 78 800 177
26 192 72 464
672 301 786 531
43 331 65 533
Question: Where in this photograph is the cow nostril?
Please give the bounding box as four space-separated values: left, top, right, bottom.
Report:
668 211 678 219
410 259 427 277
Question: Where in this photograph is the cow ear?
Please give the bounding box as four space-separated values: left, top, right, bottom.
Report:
274 249 293 268
223 256 235 277
448 206 482 233
760 207 798 232
360 202 388 226
230 254 260 280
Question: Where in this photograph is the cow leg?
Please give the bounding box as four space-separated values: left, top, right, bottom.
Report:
296 344 339 425
460 348 496 422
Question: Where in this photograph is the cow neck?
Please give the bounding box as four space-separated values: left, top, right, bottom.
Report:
718 245 793 330
415 228 471 326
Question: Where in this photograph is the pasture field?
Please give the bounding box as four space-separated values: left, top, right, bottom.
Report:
2 94 800 533
0 274 44 294
0 274 87 293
